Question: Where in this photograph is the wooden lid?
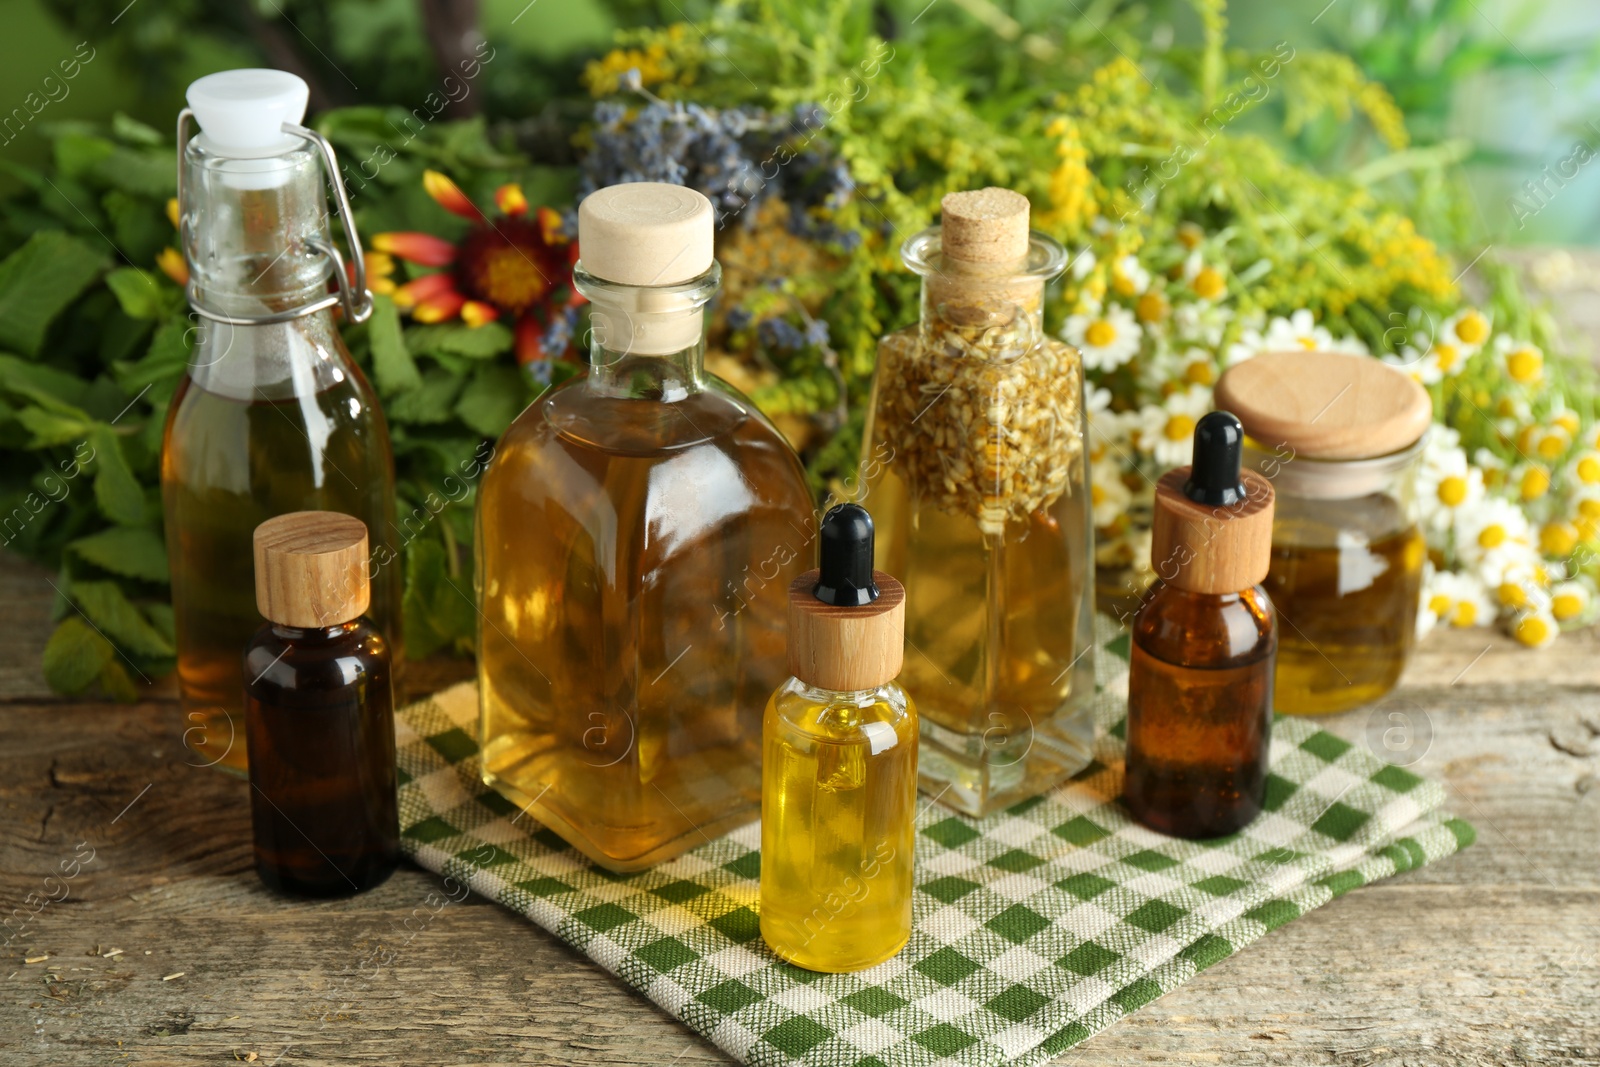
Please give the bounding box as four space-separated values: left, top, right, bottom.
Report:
787 569 905 692
1213 351 1432 460
1149 468 1275 594
253 511 370 627
940 187 1030 265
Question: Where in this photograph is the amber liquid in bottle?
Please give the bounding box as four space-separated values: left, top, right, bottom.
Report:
865 329 1095 816
165 125 399 775
477 360 814 871
1125 584 1276 838
1265 493 1424 715
164 367 400 774
760 679 916 972
244 619 399 895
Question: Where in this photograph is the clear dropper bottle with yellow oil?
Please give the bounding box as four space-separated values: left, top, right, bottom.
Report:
760 503 917 972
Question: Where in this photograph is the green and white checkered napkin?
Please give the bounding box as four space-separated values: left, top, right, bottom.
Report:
394 617 1474 1067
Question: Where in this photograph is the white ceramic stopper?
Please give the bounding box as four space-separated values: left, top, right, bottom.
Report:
187 69 308 160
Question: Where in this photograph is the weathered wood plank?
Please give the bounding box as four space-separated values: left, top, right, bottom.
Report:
3 680 1596 1066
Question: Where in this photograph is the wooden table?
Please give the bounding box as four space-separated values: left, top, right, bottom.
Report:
3 552 1597 1066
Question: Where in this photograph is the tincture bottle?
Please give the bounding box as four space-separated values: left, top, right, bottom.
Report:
1125 413 1277 839
760 503 917 972
862 187 1095 818
164 69 400 776
475 182 815 872
245 511 399 896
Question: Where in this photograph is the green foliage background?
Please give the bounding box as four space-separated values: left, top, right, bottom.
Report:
0 0 1595 697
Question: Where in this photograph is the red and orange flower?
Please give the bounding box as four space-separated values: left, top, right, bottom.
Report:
371 170 582 369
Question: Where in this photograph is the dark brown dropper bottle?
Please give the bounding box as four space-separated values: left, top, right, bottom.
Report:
245 511 399 895
1124 412 1277 838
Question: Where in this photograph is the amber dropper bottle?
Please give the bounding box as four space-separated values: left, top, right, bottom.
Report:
244 511 399 895
760 504 917 972
1125 412 1277 838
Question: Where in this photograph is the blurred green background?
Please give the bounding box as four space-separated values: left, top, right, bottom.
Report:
0 0 1596 243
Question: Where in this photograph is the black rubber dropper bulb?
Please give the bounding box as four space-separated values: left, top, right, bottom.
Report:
1184 411 1248 507
812 503 880 607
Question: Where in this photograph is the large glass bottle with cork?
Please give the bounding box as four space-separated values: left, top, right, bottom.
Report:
162 70 400 775
862 187 1097 817
476 182 815 872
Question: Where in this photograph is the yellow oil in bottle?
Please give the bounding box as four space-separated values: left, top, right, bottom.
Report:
162 371 400 774
864 330 1094 812
477 382 813 871
760 679 916 972
1264 493 1425 715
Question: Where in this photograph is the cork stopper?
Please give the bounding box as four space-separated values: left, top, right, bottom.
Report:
940 188 1031 266
577 182 714 286
787 504 905 692
1149 413 1275 594
253 511 370 627
1214 350 1432 461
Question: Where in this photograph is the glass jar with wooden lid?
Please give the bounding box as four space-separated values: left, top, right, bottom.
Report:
1214 351 1432 715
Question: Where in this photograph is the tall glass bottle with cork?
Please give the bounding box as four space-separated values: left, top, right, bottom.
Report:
476 182 815 872
162 70 399 775
862 187 1096 817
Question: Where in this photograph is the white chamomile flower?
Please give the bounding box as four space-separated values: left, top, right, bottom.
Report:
1135 384 1213 467
1069 248 1097 281
1511 608 1559 648
1567 449 1600 491
1224 325 1265 366
1492 558 1550 615
1550 579 1593 624
1455 496 1536 587
1109 255 1150 298
1493 333 1545 386
1324 332 1369 356
1260 309 1334 352
1427 569 1495 629
1173 300 1233 347
1509 461 1552 502
1089 459 1133 527
1415 561 1441 640
1064 303 1142 372
1440 308 1491 352
1085 383 1113 415
1087 406 1136 465
1472 447 1509 492
1415 442 1484 532
1180 251 1228 303
1388 340 1464 384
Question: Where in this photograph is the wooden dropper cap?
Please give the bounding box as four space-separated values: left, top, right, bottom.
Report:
1149 412 1275 594
253 511 370 628
788 504 905 692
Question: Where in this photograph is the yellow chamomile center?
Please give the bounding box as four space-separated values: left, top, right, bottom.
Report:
1451 600 1478 627
1477 524 1507 550
1507 347 1543 384
1520 467 1551 500
1541 521 1578 557
1164 414 1197 442
1514 614 1551 646
1428 594 1454 617
1136 291 1168 323
1191 267 1225 301
1455 310 1488 345
1497 582 1528 608
1552 592 1584 621
1577 456 1600 485
1085 319 1118 348
1537 432 1568 462
1436 476 1468 507
1433 344 1460 372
